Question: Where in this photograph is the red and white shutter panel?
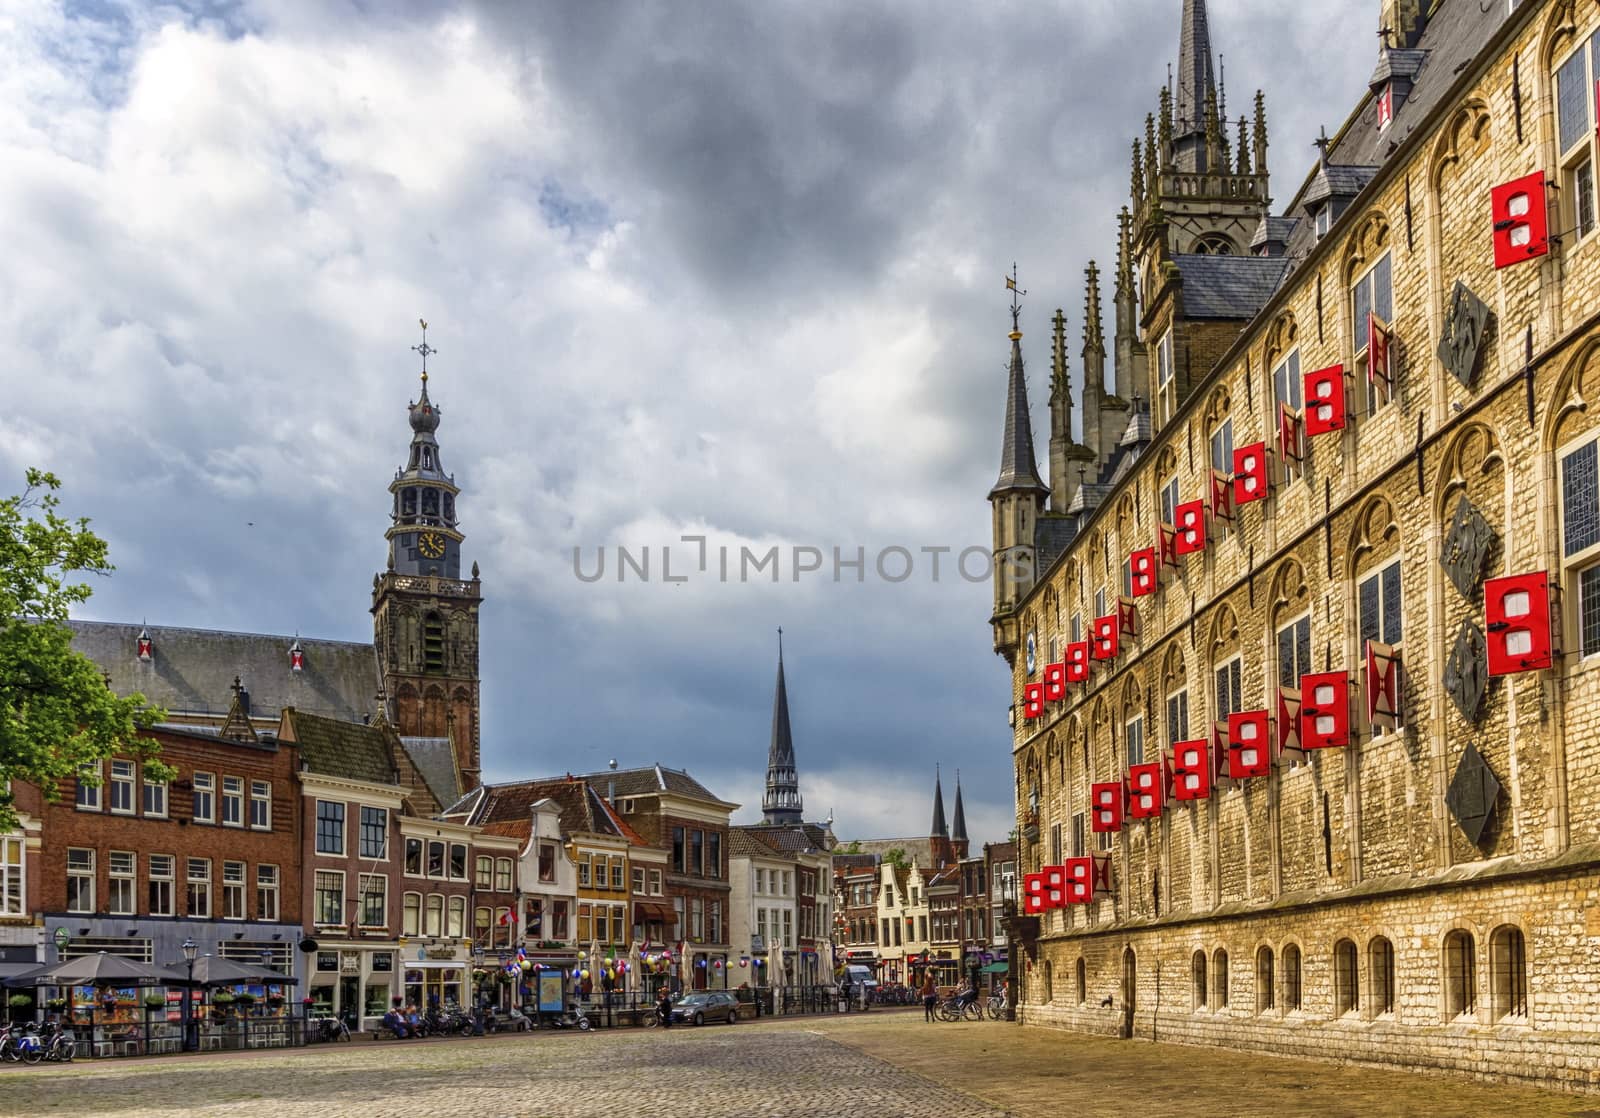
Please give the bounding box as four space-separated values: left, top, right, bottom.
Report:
1090 781 1125 833
1276 686 1303 762
1365 640 1401 730
137 636 153 662
1376 83 1393 131
1303 365 1347 436
1126 761 1167 819
1041 865 1067 909
290 647 305 671
1210 470 1233 525
1062 857 1096 904
1299 671 1351 749
1368 315 1393 392
1064 640 1091 684
1159 524 1181 570
1485 571 1554 675
1174 499 1207 556
1212 721 1231 781
1227 710 1272 780
1491 171 1550 268
1171 739 1212 801
1117 596 1140 640
1090 614 1120 661
1130 547 1158 597
1043 661 1067 703
1278 403 1302 465
1233 442 1270 506
1022 872 1048 915
1023 682 1045 720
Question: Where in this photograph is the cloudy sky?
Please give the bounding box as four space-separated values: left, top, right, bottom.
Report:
2 0 1372 847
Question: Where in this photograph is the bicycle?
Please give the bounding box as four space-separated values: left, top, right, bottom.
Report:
310 1016 351 1042
985 994 1007 1020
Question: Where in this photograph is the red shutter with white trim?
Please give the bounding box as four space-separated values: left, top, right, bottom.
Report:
1304 365 1347 436
1233 442 1270 506
1299 671 1350 749
1485 571 1554 675
1491 171 1550 268
1365 640 1400 730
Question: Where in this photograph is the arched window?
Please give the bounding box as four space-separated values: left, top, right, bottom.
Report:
1076 958 1087 1004
1193 234 1235 255
1554 25 1600 242
1255 946 1275 1014
1489 925 1528 1021
1333 939 1359 1016
1212 949 1230 1009
1444 929 1477 1020
1369 936 1395 1016
401 487 418 521
1192 950 1208 1010
1282 944 1302 1011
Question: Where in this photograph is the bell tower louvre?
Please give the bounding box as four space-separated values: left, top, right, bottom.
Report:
371 321 483 790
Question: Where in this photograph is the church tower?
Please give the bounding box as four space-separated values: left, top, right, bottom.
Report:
761 633 804 825
371 324 483 790
929 767 954 870
989 276 1049 663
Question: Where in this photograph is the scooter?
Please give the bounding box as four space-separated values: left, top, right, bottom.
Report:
542 1004 591 1031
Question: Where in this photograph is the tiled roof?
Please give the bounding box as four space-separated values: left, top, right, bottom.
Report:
399 737 461 810
478 820 532 841
578 764 728 804
287 710 396 786
474 778 618 839
1171 255 1291 321
70 620 379 724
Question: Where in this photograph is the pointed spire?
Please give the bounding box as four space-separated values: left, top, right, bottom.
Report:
1204 84 1222 172
951 772 969 846
1253 90 1269 178
762 630 804 825
930 766 949 839
1175 0 1217 139
1158 86 1174 166
1115 208 1134 295
1083 261 1106 360
1130 140 1144 209
1050 308 1071 403
1144 115 1159 199
1237 115 1250 176
990 271 1049 499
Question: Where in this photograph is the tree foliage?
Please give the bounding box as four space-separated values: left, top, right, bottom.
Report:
884 847 909 869
0 470 165 831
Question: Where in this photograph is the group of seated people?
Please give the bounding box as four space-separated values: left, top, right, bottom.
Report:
380 1002 426 1038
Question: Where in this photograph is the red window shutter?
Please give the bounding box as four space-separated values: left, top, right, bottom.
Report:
1210 470 1233 524
1278 403 1302 464
1022 872 1048 914
1276 686 1303 758
1368 314 1393 391
1062 857 1096 904
1130 546 1158 597
1064 640 1091 683
1174 499 1207 556
1299 671 1350 749
1304 364 1347 436
1126 761 1168 819
1227 710 1273 780
1023 682 1045 720
1233 442 1270 506
1043 661 1067 703
1090 614 1120 661
1090 782 1125 833
1491 171 1550 268
1376 83 1393 131
1171 739 1212 801
1485 571 1554 675
1041 865 1066 909
1365 640 1401 730
1159 524 1181 569
1117 596 1140 639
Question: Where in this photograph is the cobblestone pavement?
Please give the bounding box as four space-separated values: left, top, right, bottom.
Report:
2 1012 1597 1118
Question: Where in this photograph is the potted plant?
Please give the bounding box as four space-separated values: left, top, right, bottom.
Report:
143 993 165 1009
45 998 67 1013
7 993 32 1020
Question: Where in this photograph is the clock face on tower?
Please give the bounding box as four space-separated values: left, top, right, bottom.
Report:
418 532 447 559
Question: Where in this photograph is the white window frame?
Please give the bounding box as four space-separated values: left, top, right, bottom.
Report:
1166 688 1190 747
187 857 212 919
221 776 244 827
1155 328 1176 426
1358 560 1405 735
148 854 174 917
0 836 23 918
67 847 95 913
1126 715 1145 768
249 780 271 830
402 892 422 937
192 772 215 823
359 873 387 929
1351 251 1395 413
108 850 136 916
1277 613 1313 688
496 858 514 892
1215 654 1244 721
1159 476 1180 529
314 870 344 927
142 774 168 818
76 762 102 812
109 759 135 815
1560 433 1600 658
315 800 346 855
223 860 247 921
1272 349 1304 485
1556 31 1600 244
257 864 279 922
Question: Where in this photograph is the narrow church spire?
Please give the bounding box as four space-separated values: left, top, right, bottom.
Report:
1083 261 1106 362
762 630 804 825
1173 0 1218 172
990 267 1049 499
951 772 969 847
930 766 949 839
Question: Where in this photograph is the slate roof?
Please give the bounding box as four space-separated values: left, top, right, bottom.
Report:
287 710 397 785
473 778 620 839
1250 216 1298 251
930 774 948 840
70 620 379 724
399 737 461 810
990 333 1049 498
577 764 730 805
1171 255 1291 320
1368 47 1429 89
1034 516 1079 576
951 784 968 845
1302 164 1380 208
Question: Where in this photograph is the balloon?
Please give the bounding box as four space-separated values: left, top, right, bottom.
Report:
579 969 589 979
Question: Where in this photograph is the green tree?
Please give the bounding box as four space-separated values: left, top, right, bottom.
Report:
884 847 909 870
0 470 165 831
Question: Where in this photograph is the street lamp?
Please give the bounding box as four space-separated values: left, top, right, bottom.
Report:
181 938 198 1052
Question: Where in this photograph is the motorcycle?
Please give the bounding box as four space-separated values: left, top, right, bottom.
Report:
541 1004 591 1031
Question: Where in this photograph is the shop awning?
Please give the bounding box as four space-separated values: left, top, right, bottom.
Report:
635 902 675 924
980 961 1009 974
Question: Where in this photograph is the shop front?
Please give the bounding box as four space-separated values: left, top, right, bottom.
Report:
399 938 470 1015
302 941 402 1032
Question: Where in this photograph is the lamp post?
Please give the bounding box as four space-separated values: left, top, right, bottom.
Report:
181 938 198 1052
471 945 486 1035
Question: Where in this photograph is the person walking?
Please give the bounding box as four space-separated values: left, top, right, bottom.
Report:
921 973 938 1022
656 988 674 1029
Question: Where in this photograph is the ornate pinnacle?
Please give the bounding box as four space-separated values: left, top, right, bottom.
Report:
1083 261 1105 357
1254 90 1269 177
1131 140 1144 207
1144 115 1159 198
1116 208 1134 291
1204 85 1221 171
1158 86 1174 163
1237 116 1250 176
1051 308 1071 399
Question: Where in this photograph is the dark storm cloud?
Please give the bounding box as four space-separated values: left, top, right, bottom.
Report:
3 0 1372 845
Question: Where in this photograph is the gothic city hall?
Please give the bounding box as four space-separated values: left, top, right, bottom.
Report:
990 0 1600 1089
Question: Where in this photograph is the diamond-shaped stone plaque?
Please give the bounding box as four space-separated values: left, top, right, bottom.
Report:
1442 618 1488 722
1438 280 1491 389
1445 741 1500 849
1439 495 1496 602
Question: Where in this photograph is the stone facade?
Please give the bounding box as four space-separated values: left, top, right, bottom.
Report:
991 0 1600 1093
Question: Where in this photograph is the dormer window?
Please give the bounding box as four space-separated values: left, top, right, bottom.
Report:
1314 205 1332 239
1376 84 1394 132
